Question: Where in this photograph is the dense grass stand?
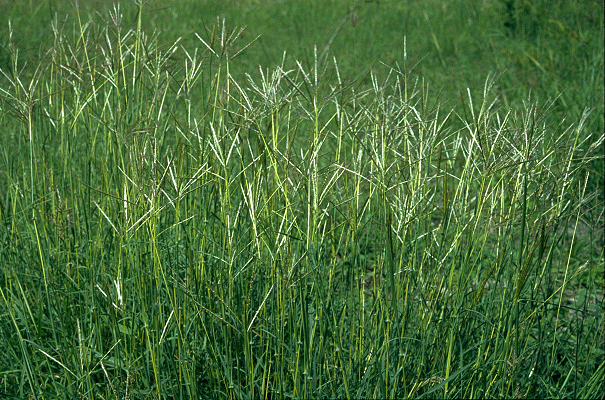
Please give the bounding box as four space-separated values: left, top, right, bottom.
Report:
0 1 603 398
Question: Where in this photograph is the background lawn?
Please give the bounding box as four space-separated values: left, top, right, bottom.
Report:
1 0 603 128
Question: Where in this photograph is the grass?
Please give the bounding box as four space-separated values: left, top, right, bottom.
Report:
0 0 603 398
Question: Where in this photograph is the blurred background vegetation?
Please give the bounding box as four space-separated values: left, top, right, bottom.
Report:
1 0 603 122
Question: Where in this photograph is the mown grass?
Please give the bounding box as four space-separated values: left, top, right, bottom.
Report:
0 0 603 398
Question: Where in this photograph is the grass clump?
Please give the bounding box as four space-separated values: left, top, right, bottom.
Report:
0 1 603 399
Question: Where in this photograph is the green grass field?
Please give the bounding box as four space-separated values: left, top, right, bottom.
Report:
0 0 603 398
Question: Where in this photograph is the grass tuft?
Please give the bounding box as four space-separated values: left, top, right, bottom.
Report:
0 1 603 398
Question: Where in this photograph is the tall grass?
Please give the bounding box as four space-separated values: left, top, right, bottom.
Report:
0 2 603 399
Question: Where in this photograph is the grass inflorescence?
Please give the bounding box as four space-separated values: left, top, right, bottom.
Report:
0 1 603 399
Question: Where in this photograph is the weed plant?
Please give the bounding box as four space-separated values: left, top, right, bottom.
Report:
0 1 603 399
